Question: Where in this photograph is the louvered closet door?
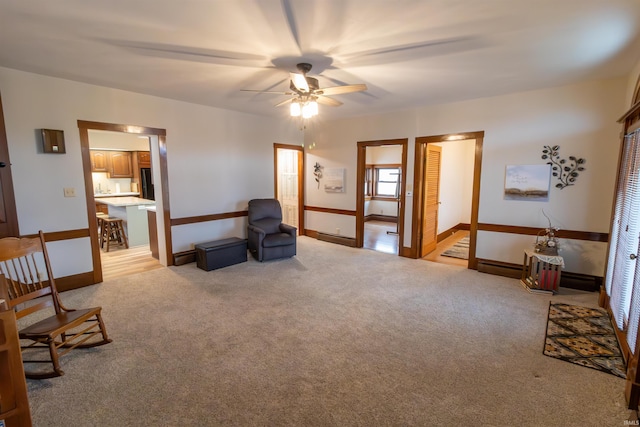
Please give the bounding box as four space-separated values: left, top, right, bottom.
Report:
421 145 442 256
606 129 640 341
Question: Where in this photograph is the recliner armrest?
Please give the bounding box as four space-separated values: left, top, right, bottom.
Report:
248 224 266 236
279 223 297 236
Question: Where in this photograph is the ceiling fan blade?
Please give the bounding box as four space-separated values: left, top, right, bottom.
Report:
320 71 381 99
316 96 343 107
274 98 294 107
290 72 309 93
317 84 367 96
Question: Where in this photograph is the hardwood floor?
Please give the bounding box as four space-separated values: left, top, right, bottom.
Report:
422 230 469 267
363 221 469 267
364 220 398 255
100 244 163 281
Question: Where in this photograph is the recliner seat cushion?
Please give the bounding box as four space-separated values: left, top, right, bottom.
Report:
262 233 295 248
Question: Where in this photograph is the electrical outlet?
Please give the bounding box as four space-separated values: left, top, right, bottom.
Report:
63 187 76 197
336 228 340 235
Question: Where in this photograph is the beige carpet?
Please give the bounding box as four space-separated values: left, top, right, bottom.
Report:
25 237 629 426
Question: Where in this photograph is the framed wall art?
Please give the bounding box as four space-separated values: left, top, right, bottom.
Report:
504 164 551 201
323 168 345 193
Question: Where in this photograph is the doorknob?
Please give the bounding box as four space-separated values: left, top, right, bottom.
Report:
0 162 6 168
632 254 638 260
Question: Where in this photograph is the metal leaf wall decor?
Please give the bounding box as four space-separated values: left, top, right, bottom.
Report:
541 145 585 189
313 162 323 189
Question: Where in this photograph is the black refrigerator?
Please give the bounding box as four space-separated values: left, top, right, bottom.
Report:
141 168 155 200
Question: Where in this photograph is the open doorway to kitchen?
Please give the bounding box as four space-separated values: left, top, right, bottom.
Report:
412 131 483 269
356 139 408 255
89 130 160 281
78 120 171 284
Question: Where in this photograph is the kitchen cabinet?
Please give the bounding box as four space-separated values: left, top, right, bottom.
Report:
138 151 151 168
96 202 109 215
90 150 133 178
96 197 155 246
108 151 133 178
90 150 108 172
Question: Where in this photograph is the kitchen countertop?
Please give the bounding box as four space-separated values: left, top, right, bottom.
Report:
94 192 139 198
95 196 155 207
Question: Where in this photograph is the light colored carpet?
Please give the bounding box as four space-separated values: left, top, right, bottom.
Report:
25 237 629 426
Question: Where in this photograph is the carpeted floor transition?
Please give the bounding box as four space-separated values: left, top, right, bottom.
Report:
544 303 626 378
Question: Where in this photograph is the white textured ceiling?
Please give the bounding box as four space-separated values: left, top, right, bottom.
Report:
1 0 639 120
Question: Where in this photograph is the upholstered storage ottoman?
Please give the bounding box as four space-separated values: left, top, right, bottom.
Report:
195 237 248 271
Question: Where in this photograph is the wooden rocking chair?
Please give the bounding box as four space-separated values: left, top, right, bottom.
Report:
0 231 112 379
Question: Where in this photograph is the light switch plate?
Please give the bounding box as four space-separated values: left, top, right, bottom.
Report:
63 187 76 197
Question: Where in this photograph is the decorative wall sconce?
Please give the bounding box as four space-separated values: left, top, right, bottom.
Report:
41 129 65 154
541 145 585 189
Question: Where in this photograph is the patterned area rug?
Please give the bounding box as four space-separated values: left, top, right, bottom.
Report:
441 236 469 260
543 303 626 378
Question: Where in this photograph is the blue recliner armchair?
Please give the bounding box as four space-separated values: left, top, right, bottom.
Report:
247 199 297 261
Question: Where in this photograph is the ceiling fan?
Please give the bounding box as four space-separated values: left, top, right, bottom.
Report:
241 62 367 118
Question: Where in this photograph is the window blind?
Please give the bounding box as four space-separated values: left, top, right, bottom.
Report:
607 129 640 334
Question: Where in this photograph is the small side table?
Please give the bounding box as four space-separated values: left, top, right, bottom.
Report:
520 249 564 294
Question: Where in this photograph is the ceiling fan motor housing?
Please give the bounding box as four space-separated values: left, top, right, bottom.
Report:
296 62 313 74
290 76 318 93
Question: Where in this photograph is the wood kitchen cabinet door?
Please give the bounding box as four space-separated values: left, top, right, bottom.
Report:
90 150 108 172
96 202 109 214
109 151 133 178
138 151 151 168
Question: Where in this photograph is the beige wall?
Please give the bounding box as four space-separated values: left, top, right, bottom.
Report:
0 66 302 275
0 63 632 277
307 77 627 275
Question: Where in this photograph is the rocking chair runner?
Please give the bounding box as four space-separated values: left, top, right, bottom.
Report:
0 231 112 379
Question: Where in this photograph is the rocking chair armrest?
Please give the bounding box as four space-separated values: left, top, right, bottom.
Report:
53 292 76 312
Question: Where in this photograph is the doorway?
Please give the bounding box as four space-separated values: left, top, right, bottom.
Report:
274 143 304 233
78 120 171 285
356 139 408 254
0 93 19 239
412 132 483 268
88 130 161 281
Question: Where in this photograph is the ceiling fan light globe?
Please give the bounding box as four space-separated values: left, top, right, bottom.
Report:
302 103 313 118
309 101 318 116
290 102 301 117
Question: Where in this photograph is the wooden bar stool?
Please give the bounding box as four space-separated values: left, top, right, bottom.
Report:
100 217 128 252
96 213 109 247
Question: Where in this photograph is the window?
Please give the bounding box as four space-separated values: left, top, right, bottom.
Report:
374 166 401 198
364 166 373 197
606 127 640 350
